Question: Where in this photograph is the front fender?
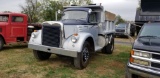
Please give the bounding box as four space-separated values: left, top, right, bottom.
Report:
28 30 42 45
63 32 94 52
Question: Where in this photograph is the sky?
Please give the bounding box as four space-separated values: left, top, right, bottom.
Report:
0 0 139 21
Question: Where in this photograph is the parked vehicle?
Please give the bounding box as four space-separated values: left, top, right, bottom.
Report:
135 0 160 34
115 23 136 37
0 12 42 50
28 4 116 69
126 0 160 78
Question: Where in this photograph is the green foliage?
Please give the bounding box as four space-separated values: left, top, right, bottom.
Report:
20 0 42 23
20 0 93 22
42 0 63 21
116 15 125 25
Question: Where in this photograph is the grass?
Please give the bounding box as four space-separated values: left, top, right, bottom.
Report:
0 44 131 78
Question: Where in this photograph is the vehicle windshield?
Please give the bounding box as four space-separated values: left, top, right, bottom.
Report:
139 24 160 38
62 11 88 21
0 15 9 22
117 24 126 28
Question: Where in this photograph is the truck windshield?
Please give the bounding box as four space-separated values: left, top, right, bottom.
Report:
117 24 126 28
62 11 88 21
139 24 160 38
0 15 9 22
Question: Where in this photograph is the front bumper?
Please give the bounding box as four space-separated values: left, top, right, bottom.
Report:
28 44 77 57
126 63 160 78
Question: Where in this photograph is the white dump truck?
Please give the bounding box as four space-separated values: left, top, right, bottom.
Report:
28 4 116 69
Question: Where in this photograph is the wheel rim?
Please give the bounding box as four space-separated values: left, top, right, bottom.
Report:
82 47 89 63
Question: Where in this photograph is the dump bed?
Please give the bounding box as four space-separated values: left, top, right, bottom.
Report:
135 0 160 25
135 0 160 33
98 11 116 34
105 11 116 21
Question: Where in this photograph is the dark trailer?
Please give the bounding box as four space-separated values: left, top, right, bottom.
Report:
135 0 160 34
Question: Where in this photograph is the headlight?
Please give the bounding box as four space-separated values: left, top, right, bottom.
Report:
71 36 77 43
130 50 150 66
32 30 39 38
71 34 79 43
134 51 150 58
131 50 150 58
133 59 150 66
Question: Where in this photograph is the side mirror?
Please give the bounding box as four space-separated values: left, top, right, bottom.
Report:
88 9 92 14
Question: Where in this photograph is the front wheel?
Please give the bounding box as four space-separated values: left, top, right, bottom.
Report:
74 41 91 69
0 37 4 50
33 50 51 60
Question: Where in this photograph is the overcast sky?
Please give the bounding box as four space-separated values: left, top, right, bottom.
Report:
0 0 138 21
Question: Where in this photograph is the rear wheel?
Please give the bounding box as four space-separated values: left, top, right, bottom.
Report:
74 41 91 69
0 37 4 50
33 50 51 60
131 32 135 37
102 35 114 54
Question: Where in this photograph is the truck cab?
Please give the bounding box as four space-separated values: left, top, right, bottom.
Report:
0 13 28 49
28 5 116 69
0 12 42 50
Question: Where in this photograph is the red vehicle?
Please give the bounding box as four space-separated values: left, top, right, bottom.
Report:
0 12 41 50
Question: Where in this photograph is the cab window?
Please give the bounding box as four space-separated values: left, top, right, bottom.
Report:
0 15 9 22
89 13 97 23
12 16 24 22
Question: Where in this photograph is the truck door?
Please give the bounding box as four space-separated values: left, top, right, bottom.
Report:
10 16 26 41
88 12 98 43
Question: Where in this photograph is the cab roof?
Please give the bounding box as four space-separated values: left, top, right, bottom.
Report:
64 5 104 11
0 12 27 16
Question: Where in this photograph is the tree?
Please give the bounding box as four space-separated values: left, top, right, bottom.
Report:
20 0 42 23
116 15 125 25
42 0 63 21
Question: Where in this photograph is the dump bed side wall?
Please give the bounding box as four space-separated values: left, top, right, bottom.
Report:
98 11 116 35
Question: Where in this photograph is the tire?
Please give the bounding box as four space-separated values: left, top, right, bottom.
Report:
0 37 4 50
33 50 51 60
131 32 135 37
74 41 91 69
102 35 114 54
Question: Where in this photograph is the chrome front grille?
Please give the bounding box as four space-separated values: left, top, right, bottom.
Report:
134 50 160 69
42 25 61 47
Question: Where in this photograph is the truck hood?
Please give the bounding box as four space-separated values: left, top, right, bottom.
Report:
133 38 160 52
63 25 89 38
63 25 77 38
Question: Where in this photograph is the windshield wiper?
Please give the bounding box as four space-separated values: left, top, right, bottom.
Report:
139 35 160 39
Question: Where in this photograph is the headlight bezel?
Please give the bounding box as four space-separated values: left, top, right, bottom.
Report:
132 59 150 66
32 30 40 38
131 50 151 58
71 34 79 43
130 50 151 66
